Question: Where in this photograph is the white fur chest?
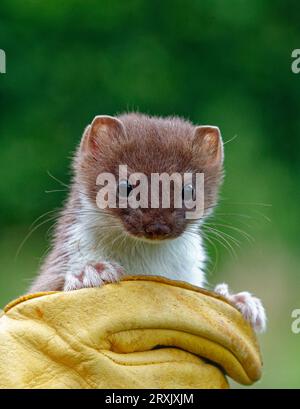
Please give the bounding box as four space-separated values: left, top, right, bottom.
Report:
65 210 206 288
115 233 206 287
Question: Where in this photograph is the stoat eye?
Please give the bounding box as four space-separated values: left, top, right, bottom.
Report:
118 180 133 197
182 184 195 201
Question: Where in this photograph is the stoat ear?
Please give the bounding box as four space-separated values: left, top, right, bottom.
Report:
81 115 126 153
193 125 223 166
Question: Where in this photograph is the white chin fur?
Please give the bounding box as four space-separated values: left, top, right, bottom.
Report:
64 195 207 288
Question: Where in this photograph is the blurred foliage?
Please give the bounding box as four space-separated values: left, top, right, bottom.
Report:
0 0 300 388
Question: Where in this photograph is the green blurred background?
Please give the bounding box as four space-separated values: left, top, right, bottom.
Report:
0 0 299 388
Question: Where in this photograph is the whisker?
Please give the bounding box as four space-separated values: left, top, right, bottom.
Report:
15 215 59 260
252 209 272 223
200 230 219 275
204 225 241 247
45 189 68 194
29 209 59 230
47 171 69 189
223 134 238 145
202 226 238 259
219 199 272 207
207 222 255 244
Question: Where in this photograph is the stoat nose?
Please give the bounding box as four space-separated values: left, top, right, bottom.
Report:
145 223 171 239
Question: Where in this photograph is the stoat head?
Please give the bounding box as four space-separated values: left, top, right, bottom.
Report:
74 113 224 242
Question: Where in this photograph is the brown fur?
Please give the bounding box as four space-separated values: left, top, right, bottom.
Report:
29 113 223 292
75 113 223 240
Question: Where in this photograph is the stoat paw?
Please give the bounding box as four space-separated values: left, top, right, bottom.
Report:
64 261 124 291
214 283 266 333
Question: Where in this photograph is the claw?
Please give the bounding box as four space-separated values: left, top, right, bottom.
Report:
215 283 266 333
64 261 124 291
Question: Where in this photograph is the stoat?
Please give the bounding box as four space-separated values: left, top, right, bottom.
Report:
29 113 266 332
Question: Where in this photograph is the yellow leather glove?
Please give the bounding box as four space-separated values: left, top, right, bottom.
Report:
0 276 262 388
